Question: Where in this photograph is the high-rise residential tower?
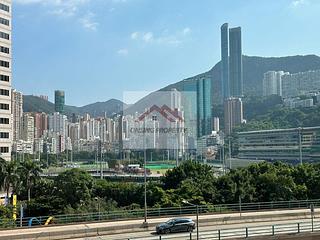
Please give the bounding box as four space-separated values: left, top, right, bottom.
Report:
0 0 11 161
229 27 243 97
262 71 287 97
11 89 23 141
224 97 243 135
33 112 48 138
221 23 229 100
22 113 35 143
54 90 65 114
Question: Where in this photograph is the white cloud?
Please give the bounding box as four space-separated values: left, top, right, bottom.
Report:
117 48 129 56
79 12 98 31
49 6 77 17
182 27 191 35
131 31 154 43
130 27 191 46
130 31 139 40
142 32 153 43
14 0 43 3
14 0 90 4
291 0 309 7
14 0 98 30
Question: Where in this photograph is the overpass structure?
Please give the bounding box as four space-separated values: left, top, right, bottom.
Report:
0 208 318 240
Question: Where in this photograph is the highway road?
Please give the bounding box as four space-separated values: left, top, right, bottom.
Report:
70 218 319 240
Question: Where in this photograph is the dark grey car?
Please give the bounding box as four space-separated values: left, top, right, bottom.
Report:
156 218 195 234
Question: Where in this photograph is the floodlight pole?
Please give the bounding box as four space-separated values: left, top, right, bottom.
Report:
144 147 147 225
143 118 148 227
298 127 303 165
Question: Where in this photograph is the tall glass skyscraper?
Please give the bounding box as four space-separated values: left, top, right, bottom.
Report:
197 75 212 137
55 90 65 114
229 27 243 97
181 73 212 139
221 23 229 100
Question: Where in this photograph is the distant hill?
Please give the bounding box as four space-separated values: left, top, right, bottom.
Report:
194 54 320 103
241 55 320 96
23 95 127 118
126 54 320 114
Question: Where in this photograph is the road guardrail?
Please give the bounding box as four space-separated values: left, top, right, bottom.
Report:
1 199 319 229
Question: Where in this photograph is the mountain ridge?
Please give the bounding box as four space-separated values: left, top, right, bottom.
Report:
23 95 127 118
24 54 320 116
125 54 320 114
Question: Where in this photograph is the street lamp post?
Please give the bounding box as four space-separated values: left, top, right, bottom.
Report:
94 197 101 221
196 205 199 240
220 131 226 174
228 136 232 169
183 200 199 240
310 204 314 232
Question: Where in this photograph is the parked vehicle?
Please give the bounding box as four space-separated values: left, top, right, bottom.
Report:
156 218 195 234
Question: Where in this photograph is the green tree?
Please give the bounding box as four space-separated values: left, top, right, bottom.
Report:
163 161 214 189
54 169 94 208
93 180 142 207
26 178 65 216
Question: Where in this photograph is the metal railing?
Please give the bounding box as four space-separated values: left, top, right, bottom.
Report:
126 220 320 240
1 199 319 228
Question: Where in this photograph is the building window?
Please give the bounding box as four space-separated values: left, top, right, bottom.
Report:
0 132 9 138
0 31 9 40
0 17 9 26
0 118 9 124
0 74 9 82
0 60 9 68
0 103 9 110
0 46 9 54
0 147 9 153
0 89 9 96
0 3 9 13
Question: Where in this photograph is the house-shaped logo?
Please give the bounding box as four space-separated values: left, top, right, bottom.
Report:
137 104 184 122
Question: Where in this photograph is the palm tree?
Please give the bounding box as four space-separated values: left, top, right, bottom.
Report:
0 157 7 192
3 160 20 199
20 159 42 202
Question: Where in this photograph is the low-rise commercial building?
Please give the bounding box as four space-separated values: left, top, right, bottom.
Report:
238 127 320 162
284 98 314 108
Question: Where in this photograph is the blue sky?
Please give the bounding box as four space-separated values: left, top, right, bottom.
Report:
13 0 320 106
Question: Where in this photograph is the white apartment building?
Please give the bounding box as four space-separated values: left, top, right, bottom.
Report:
282 70 320 97
213 117 220 132
22 113 34 143
48 112 67 138
0 0 11 161
262 71 288 96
